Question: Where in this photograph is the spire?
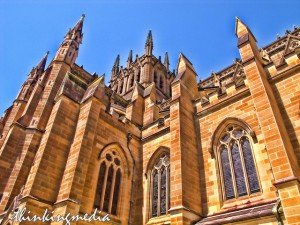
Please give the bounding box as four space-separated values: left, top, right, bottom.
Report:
145 30 153 55
164 52 169 70
54 15 85 66
64 14 85 44
36 51 49 71
73 14 85 32
127 50 133 67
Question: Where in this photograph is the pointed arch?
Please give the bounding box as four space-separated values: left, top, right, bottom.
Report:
210 117 256 158
98 142 133 176
145 146 170 175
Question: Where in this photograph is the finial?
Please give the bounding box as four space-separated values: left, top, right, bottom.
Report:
277 34 281 39
46 51 50 55
82 14 85 19
285 30 291 35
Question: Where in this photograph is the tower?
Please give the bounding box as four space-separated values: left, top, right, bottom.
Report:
0 15 88 220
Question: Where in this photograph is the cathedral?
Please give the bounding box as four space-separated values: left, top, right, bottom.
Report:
0 15 300 225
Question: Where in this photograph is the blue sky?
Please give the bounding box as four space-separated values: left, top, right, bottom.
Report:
0 0 300 114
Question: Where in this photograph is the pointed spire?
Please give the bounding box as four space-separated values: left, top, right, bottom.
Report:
36 51 49 71
235 16 248 37
164 52 169 70
145 30 153 55
127 50 133 67
65 14 85 44
235 16 257 42
74 14 85 32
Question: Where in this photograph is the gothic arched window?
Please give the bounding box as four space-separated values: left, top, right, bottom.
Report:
94 151 122 215
136 70 141 83
154 72 158 87
129 75 134 87
216 124 260 201
150 152 170 217
159 76 164 90
118 81 123 94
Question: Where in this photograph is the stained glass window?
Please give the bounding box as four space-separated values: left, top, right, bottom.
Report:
218 124 260 201
231 141 247 196
94 150 123 216
150 152 170 218
160 168 167 215
103 165 114 212
94 162 106 209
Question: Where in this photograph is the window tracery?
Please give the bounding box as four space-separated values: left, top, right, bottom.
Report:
217 124 260 200
94 151 122 215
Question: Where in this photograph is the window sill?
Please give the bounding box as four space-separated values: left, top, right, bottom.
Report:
147 214 171 225
221 192 264 210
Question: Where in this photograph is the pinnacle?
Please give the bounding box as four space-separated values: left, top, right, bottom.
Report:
146 30 153 45
127 50 133 62
164 52 170 68
145 30 153 55
36 51 49 71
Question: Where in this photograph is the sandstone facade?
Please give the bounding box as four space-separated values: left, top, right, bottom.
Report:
0 16 300 225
